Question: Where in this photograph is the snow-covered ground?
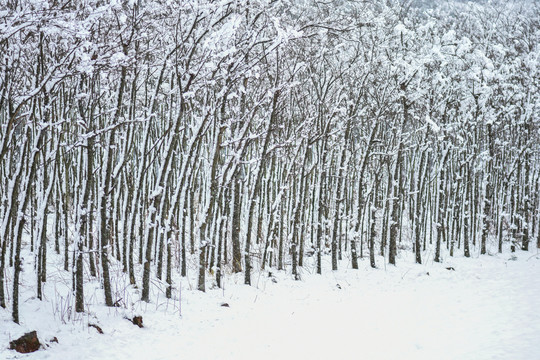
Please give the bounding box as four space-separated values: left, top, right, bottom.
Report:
1 248 539 360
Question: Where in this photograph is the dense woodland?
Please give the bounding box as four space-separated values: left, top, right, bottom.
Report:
0 0 539 323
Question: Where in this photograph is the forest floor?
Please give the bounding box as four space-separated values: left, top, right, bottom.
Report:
1 244 539 359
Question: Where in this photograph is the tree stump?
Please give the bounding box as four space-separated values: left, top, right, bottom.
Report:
132 316 143 328
10 331 41 353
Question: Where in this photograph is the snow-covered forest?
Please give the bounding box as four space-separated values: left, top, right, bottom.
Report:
1 0 539 357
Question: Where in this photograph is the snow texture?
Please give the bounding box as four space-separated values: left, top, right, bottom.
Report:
1 250 539 359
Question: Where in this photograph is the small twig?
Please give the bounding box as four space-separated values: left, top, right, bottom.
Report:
527 253 539 261
88 323 103 334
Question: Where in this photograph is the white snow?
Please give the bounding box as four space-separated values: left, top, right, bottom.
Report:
1 248 539 359
425 114 440 133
